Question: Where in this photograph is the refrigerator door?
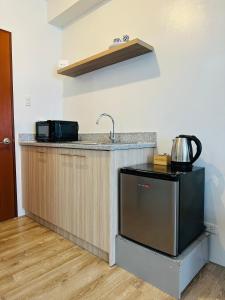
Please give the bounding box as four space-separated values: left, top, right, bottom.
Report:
120 173 179 256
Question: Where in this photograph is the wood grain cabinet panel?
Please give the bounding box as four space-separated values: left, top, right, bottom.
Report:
21 146 110 253
22 147 48 217
56 149 110 252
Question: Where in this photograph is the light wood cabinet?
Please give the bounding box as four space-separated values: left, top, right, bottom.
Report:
22 147 48 217
21 146 110 253
21 145 154 264
55 148 110 252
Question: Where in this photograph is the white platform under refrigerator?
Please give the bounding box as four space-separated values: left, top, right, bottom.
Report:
116 233 209 299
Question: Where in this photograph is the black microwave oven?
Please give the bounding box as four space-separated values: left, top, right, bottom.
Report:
35 120 79 142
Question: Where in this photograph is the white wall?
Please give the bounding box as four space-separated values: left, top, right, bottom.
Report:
61 0 225 266
0 0 62 216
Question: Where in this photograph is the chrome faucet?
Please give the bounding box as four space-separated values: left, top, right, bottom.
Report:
96 113 116 143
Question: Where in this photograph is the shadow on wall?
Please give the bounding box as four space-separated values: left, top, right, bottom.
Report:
199 159 225 249
62 52 160 97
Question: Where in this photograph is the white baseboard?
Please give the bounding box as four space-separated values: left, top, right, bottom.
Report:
17 208 25 217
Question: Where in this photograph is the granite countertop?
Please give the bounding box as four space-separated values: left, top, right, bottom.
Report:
19 132 157 151
19 141 156 151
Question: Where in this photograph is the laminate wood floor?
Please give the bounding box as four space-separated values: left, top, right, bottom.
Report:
0 217 224 300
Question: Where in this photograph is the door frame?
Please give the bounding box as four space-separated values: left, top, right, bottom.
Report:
0 28 17 218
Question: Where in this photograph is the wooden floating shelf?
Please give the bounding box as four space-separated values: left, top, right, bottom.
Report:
57 38 154 78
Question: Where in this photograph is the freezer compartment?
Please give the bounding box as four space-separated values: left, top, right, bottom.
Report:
119 173 179 256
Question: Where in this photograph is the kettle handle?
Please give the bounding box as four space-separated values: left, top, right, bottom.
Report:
189 135 202 163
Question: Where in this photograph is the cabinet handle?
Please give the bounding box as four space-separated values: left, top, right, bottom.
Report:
37 151 46 154
60 153 86 158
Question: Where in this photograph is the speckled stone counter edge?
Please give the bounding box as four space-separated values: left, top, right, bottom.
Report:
19 132 157 151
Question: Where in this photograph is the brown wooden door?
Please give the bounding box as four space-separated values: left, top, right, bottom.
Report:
0 29 17 221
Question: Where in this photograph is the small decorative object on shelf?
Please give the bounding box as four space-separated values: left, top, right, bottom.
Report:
113 38 122 43
109 34 130 49
123 35 130 42
58 59 69 69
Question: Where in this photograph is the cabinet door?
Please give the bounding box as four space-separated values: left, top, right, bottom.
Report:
22 146 61 224
54 149 77 232
22 146 48 217
82 150 110 253
43 147 59 225
57 149 110 253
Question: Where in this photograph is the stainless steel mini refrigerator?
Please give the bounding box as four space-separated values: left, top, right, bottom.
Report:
119 164 205 256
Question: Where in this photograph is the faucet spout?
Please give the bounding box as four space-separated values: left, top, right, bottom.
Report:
96 113 116 143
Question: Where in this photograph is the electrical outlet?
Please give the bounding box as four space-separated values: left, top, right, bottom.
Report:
205 222 218 235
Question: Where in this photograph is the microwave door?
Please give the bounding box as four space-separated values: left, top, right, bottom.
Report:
120 173 179 256
37 124 49 140
58 123 63 139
